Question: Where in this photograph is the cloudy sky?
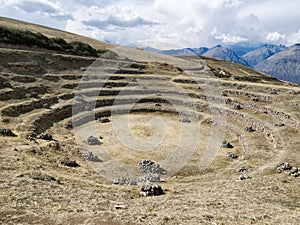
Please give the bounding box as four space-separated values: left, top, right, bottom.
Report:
0 0 299 49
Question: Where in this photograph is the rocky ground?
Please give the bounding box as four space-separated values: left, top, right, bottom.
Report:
0 26 300 224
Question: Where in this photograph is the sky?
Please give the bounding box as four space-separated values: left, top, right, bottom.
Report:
0 0 299 49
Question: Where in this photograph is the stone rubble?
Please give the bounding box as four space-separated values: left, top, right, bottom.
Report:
82 151 101 162
137 160 166 174
86 136 102 145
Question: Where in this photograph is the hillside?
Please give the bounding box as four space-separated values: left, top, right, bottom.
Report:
202 45 249 66
255 44 300 84
243 44 286 67
0 17 300 225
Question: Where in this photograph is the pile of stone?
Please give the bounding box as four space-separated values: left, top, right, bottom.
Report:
37 132 53 141
113 177 137 185
60 157 79 167
276 162 300 177
140 183 164 196
86 136 102 145
227 152 238 159
137 173 160 183
137 160 166 174
82 151 101 162
0 128 17 137
222 140 233 148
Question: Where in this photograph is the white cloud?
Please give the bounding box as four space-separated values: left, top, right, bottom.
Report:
0 0 299 48
266 32 286 42
211 26 248 44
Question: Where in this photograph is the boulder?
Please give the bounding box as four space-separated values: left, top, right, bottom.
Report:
140 184 164 196
99 117 110 123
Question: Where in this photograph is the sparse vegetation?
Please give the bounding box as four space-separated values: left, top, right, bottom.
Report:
0 26 107 57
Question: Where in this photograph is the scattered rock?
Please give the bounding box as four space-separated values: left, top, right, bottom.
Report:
32 173 56 182
64 121 73 129
238 175 252 180
238 166 247 172
222 140 233 148
137 160 166 174
270 89 277 95
98 117 110 123
245 126 255 132
86 136 102 145
276 162 292 171
275 122 285 127
155 103 162 107
179 118 191 123
233 104 242 110
290 167 300 177
2 118 10 124
2 81 12 88
37 132 53 141
251 98 259 102
60 157 80 167
227 152 238 159
0 128 17 137
114 205 127 209
26 132 37 142
43 103 50 108
26 92 39 98
140 184 164 196
82 151 101 162
49 140 60 150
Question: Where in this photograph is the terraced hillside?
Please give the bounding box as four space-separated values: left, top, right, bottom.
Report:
0 19 300 225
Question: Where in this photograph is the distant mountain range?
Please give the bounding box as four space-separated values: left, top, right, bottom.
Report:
144 43 300 84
